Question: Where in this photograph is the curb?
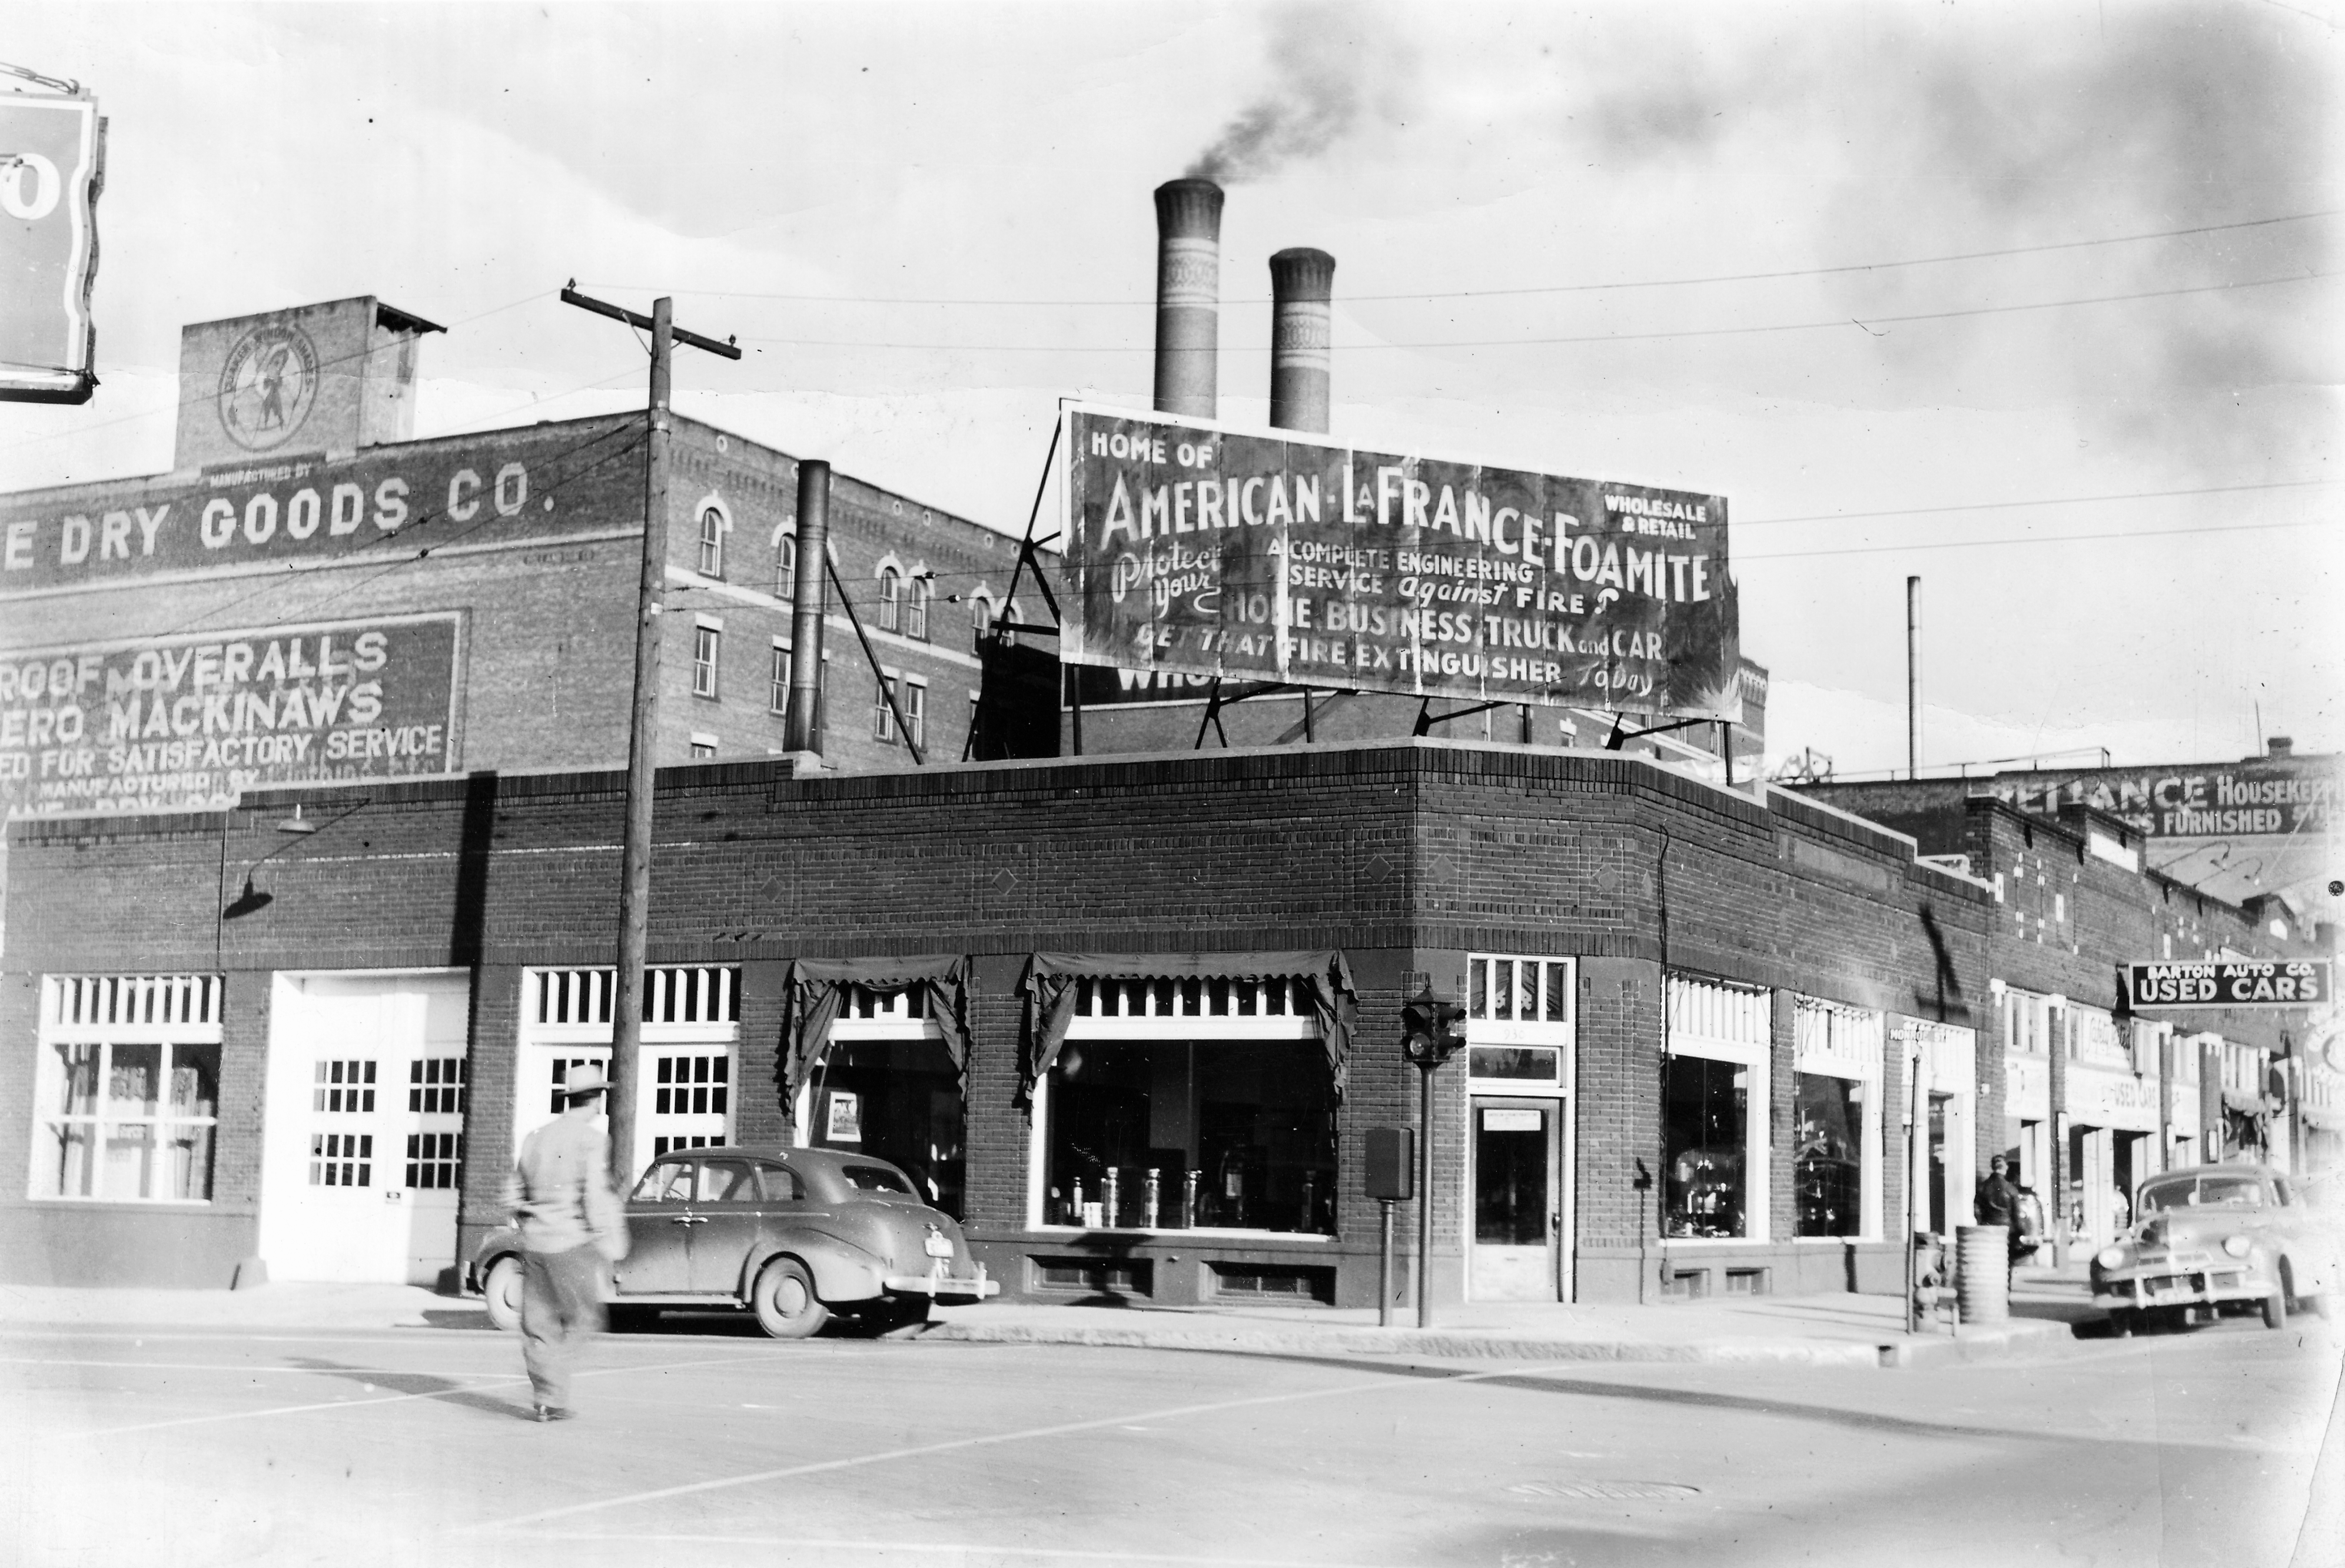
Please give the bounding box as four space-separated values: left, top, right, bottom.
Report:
914 1317 2080 1368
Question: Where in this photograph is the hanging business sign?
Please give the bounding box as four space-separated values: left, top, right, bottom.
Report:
1058 405 1741 718
0 612 464 819
1 90 104 402
2124 959 2331 1010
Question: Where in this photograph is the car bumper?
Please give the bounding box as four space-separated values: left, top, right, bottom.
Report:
2094 1263 2267 1311
882 1263 1000 1303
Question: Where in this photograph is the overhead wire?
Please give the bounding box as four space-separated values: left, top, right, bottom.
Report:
728 270 2330 353
582 208 2340 308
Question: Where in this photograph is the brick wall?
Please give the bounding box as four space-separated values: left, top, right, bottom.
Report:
4 740 2005 1302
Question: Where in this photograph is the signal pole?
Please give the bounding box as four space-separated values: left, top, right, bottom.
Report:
559 285 740 1180
1401 982 1467 1328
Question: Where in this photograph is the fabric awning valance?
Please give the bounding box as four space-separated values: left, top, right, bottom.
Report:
1018 950 1358 1104
780 956 971 1107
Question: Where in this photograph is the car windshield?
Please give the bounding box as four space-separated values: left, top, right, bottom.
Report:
839 1163 913 1194
2138 1174 2266 1212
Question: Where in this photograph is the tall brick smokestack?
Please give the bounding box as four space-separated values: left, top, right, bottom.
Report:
1268 247 1334 434
1152 178 1224 419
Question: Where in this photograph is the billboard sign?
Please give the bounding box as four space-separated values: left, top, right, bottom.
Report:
1 91 103 401
2124 959 2332 1011
1 612 464 818
1059 406 1741 717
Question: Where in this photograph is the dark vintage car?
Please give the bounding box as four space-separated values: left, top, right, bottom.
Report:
470 1145 998 1338
2090 1162 2337 1334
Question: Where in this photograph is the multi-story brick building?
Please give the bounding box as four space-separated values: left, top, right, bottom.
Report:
0 296 1029 826
4 739 2027 1306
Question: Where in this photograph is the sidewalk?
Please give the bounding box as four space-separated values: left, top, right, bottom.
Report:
0 1276 2085 1369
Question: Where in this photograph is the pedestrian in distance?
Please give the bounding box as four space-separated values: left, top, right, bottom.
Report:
1975 1153 2025 1283
504 1070 630 1422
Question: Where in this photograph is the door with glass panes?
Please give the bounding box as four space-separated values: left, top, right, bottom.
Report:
258 972 470 1284
1471 1098 1565 1300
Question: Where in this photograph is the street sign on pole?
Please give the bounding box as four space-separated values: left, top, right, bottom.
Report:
2123 959 2331 1011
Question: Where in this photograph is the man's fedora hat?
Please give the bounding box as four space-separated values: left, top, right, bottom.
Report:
560 1071 610 1100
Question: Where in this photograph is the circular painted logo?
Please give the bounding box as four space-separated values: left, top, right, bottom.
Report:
216 324 321 451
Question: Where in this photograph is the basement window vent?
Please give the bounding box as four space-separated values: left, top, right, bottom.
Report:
1723 1268 1769 1296
1033 1257 1152 1296
1210 1263 1334 1304
1663 1269 1709 1301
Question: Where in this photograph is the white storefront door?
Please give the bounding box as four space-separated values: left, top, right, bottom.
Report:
259 972 470 1285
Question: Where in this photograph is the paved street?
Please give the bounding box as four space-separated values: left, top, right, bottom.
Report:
4 1305 2337 1568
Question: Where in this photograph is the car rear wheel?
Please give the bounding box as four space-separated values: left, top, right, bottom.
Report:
483 1255 524 1333
2261 1288 2287 1330
752 1257 829 1339
2308 1294 2333 1321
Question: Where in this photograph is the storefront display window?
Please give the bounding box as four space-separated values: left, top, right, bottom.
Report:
33 975 222 1203
1793 1072 1864 1237
1663 1054 1748 1238
783 961 972 1221
1044 1036 1335 1234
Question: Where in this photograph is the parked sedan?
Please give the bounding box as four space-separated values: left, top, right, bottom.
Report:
470 1145 998 1338
2090 1162 2336 1334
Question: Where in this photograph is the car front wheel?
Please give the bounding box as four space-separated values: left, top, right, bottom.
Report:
483 1255 524 1333
752 1257 829 1339
2261 1288 2287 1330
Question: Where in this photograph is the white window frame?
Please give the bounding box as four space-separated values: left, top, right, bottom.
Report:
692 619 722 699
792 986 948 1141
1791 995 1884 1243
1663 975 1771 1245
907 573 932 640
516 966 742 1177
687 732 718 759
696 500 726 579
901 676 927 749
877 567 903 633
872 674 899 742
768 639 792 715
1463 954 1575 1093
31 975 224 1205
773 528 797 602
1025 975 1328 1240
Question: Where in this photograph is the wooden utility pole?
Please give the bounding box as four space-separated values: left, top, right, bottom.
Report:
559 285 739 1181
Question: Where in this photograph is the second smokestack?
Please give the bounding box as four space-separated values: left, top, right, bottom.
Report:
1268 247 1334 434
1152 178 1224 419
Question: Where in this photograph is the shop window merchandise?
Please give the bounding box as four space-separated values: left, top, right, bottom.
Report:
32 975 222 1203
1041 976 1336 1236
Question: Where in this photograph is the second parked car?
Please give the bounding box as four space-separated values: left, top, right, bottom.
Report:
2090 1162 2336 1334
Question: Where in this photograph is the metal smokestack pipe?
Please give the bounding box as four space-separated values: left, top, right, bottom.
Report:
1268 248 1335 434
783 460 831 755
1152 178 1224 418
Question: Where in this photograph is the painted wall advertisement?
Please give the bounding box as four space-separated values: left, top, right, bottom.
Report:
0 414 645 594
1983 758 2334 841
1 89 104 400
1 613 463 818
1058 406 1741 717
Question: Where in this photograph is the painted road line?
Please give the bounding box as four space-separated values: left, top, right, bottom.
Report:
68 1350 782 1437
467 1360 1591 1533
523 1532 1426 1567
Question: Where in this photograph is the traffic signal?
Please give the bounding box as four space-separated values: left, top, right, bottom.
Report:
1401 983 1467 1065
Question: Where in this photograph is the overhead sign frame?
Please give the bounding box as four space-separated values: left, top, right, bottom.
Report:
1 88 105 403
1055 403 1741 720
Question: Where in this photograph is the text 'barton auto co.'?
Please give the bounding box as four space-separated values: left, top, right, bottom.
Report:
1059 406 1743 720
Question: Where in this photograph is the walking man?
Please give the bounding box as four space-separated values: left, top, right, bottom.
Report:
506 1071 630 1422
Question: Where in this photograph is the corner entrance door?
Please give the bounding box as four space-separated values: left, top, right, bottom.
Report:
1472 1098 1564 1301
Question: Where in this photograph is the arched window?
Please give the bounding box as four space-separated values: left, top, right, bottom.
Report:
907 574 932 640
774 533 797 602
697 507 725 578
971 594 995 645
878 568 902 633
